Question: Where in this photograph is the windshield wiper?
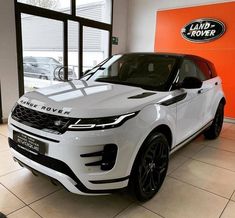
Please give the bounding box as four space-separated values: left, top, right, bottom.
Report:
82 67 106 80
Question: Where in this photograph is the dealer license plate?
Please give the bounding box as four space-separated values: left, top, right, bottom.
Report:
13 131 47 155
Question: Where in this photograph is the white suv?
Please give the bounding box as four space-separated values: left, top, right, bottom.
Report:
8 53 225 201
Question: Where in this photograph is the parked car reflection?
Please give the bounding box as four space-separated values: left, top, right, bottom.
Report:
23 56 75 81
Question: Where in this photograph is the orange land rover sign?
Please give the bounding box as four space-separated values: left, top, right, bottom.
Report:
181 18 226 43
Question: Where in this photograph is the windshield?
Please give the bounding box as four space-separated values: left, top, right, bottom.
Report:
89 54 178 91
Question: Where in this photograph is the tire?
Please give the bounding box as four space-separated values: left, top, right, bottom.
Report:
204 102 224 140
129 132 169 202
0 212 6 218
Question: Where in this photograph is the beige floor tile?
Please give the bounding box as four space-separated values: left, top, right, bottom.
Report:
0 184 24 215
0 134 9 152
0 150 22 176
0 168 61 204
221 128 235 140
8 207 40 218
31 189 133 218
116 204 161 218
142 177 227 218
222 122 233 130
221 201 235 218
174 141 206 158
171 159 235 198
207 137 235 153
227 124 235 131
168 153 188 175
0 124 8 137
231 192 235 202
194 147 235 172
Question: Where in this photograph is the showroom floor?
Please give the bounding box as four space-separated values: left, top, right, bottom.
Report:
0 123 235 218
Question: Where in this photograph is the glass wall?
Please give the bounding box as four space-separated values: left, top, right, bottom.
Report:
21 14 64 92
15 0 112 94
18 0 71 14
83 27 109 72
68 21 79 79
76 0 111 24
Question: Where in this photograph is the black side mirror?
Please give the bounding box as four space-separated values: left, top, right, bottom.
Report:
181 76 203 89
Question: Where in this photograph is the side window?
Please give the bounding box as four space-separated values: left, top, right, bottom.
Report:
178 59 206 83
194 60 211 80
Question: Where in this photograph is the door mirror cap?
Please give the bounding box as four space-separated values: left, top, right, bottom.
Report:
181 76 203 89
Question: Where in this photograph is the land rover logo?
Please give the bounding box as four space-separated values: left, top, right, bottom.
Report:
181 18 226 43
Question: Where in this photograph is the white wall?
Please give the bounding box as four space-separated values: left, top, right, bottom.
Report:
112 0 128 54
0 0 19 122
127 0 234 52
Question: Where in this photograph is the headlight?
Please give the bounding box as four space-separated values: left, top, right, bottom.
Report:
68 112 139 131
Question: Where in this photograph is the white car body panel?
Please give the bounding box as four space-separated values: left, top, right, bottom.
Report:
8 53 225 195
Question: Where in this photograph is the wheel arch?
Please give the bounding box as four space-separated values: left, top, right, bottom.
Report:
128 123 173 179
220 97 226 105
148 124 173 150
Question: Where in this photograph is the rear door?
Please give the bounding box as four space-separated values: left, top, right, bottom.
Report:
193 58 217 125
175 58 208 145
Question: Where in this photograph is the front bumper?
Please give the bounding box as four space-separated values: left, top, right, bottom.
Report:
8 115 144 194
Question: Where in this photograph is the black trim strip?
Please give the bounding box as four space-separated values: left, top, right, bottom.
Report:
160 93 187 106
16 3 112 31
81 151 103 158
12 124 60 143
63 20 68 81
109 0 114 57
89 176 130 184
128 92 156 99
71 0 76 17
171 120 213 151
79 24 83 78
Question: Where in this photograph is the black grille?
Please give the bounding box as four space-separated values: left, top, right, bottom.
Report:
12 104 73 134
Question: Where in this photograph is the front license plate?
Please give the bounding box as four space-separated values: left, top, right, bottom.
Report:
13 131 47 155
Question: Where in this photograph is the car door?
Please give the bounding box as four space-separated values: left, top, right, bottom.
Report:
175 58 206 145
193 59 217 125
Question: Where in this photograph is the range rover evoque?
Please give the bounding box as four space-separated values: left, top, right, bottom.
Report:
8 53 225 201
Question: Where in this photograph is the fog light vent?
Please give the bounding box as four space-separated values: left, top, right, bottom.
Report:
101 144 118 171
81 144 118 171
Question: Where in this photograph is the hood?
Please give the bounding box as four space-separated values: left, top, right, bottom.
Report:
18 80 169 118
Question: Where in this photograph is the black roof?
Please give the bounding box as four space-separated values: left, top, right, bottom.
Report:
117 52 213 64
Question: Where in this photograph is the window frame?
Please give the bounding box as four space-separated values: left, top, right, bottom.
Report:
15 0 113 96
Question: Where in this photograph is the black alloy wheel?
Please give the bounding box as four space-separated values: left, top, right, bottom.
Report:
130 133 169 201
204 102 224 139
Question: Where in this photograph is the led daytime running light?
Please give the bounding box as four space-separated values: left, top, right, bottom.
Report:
68 112 137 130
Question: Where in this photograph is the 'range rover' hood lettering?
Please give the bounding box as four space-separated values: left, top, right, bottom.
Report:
19 97 72 115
